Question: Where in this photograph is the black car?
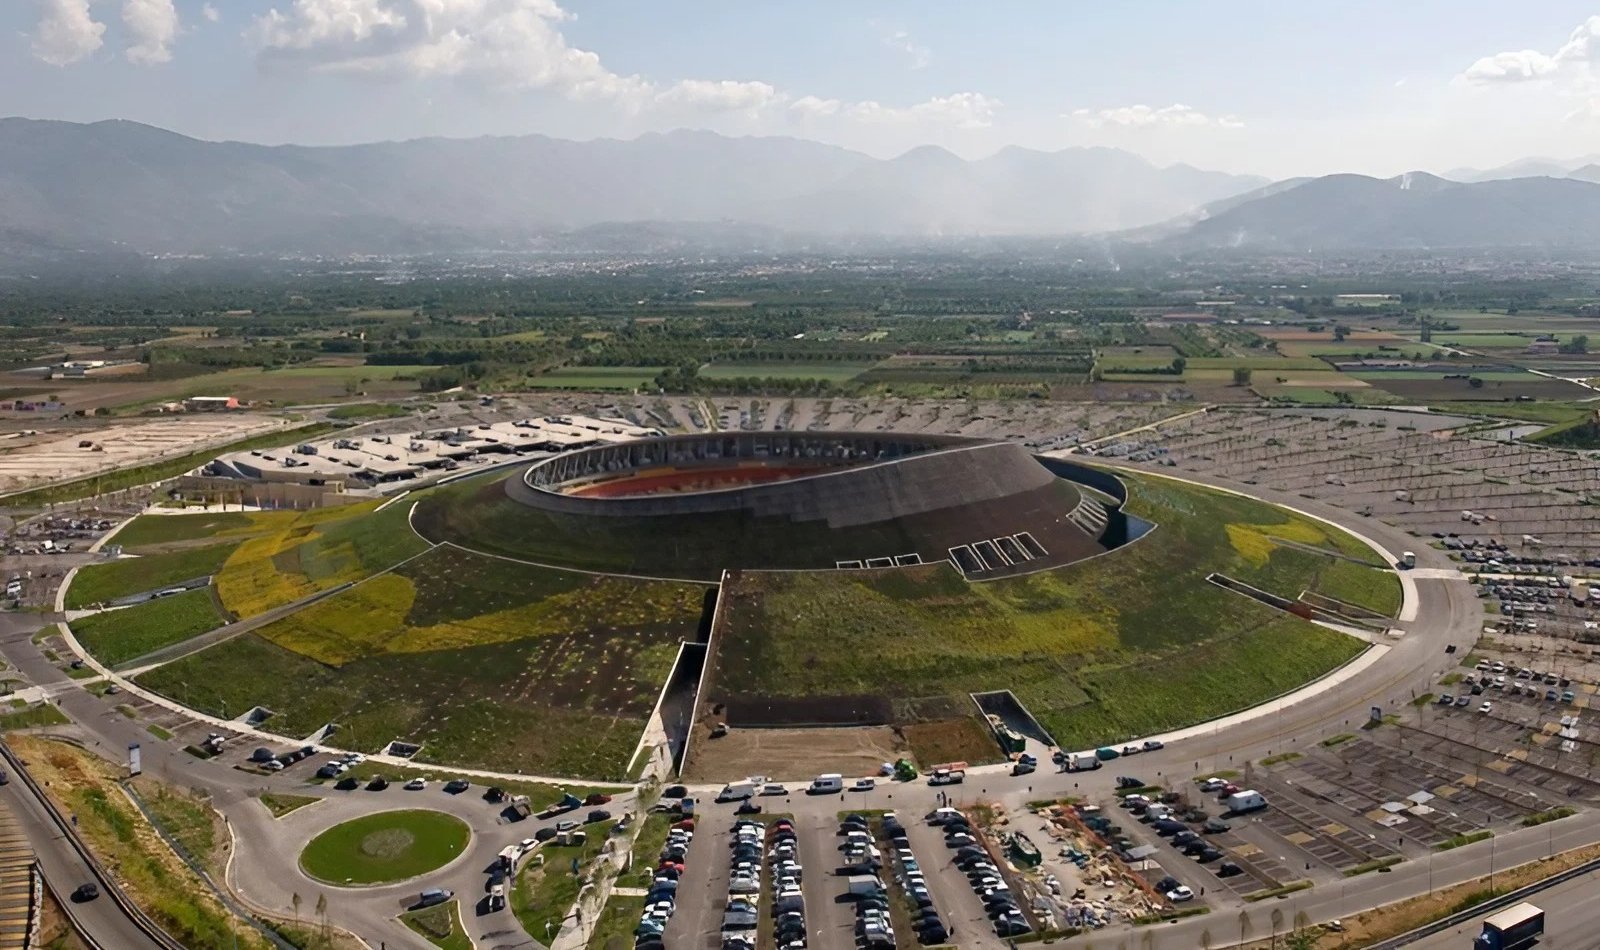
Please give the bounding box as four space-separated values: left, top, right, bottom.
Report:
444 779 470 794
1202 818 1231 834
586 809 612 824
1115 776 1144 789
736 801 762 815
72 882 99 902
534 826 558 842
485 786 506 803
663 784 688 798
1217 861 1243 877
1156 875 1180 892
334 776 359 791
366 776 389 791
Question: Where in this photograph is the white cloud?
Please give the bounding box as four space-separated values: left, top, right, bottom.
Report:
789 95 842 119
29 0 105 66
656 79 780 113
848 93 1001 129
1460 50 1560 84
1069 103 1243 130
250 0 1001 129
880 27 930 70
122 0 179 64
201 3 220 23
1460 16 1600 84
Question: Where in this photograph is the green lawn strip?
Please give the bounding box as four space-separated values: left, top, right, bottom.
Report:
698 361 868 383
299 810 471 885
0 704 69 729
14 736 274 949
112 511 275 550
1435 830 1493 851
134 779 218 868
512 822 615 941
1310 559 1403 617
2 422 340 508
327 402 413 421
401 900 472 950
1259 752 1302 767
1242 880 1313 902
584 894 646 950
259 793 322 818
71 588 226 666
1522 806 1576 827
66 543 238 608
147 724 173 741
623 814 673 887
1343 855 1403 877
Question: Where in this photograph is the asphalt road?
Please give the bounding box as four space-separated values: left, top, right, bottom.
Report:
1408 864 1600 949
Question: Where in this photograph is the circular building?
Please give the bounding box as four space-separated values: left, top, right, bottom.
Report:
415 431 1118 581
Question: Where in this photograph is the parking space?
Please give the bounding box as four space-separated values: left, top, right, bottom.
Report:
659 809 726 949
903 812 1004 946
795 809 854 950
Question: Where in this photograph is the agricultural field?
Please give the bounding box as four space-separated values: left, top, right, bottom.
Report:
137 545 707 778
212 499 430 618
1351 369 1592 401
698 361 871 383
525 366 666 390
71 588 226 666
110 363 442 411
65 542 238 608
702 473 1381 761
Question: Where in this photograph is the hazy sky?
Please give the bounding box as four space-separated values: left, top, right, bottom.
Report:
7 0 1600 178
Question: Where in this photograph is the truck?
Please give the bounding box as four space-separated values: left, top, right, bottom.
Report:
808 773 844 794
846 874 885 897
1065 752 1101 772
928 768 965 786
1474 902 1543 950
1225 790 1268 814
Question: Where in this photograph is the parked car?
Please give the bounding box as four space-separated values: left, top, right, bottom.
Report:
444 779 470 794
853 778 877 792
1143 739 1165 751
405 778 428 791
1167 886 1195 903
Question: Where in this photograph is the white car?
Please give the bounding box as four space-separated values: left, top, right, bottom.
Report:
1120 744 1142 756
853 778 876 791
405 778 428 790
1479 702 1493 714
1166 885 1195 903
1199 777 1226 792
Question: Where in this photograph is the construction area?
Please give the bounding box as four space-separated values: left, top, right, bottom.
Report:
0 415 289 495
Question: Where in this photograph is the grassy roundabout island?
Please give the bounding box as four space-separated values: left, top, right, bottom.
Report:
299 810 470 886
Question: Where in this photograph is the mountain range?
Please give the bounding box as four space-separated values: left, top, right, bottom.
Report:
0 118 1262 255
6 118 1600 257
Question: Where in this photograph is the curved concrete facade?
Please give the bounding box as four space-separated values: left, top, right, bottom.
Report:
512 431 1061 528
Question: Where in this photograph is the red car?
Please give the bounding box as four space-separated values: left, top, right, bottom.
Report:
584 793 614 806
1220 783 1240 796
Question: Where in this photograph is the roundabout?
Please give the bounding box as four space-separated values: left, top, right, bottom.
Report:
297 809 471 887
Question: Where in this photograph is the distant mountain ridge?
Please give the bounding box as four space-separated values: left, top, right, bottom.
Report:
0 118 1266 255
1158 172 1600 250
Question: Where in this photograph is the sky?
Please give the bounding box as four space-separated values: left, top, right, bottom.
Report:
6 0 1600 179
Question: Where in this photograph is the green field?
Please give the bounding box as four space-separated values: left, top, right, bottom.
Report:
113 510 292 551
585 895 647 950
213 499 431 618
513 824 614 941
66 543 238 608
699 361 872 382
402 901 472 950
705 473 1378 757
526 366 667 390
299 809 469 885
137 545 703 778
71 588 225 666
326 402 414 420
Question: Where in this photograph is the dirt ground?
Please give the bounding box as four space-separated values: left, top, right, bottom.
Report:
681 725 907 783
36 884 89 950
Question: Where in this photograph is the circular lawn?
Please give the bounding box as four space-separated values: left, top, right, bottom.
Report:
299 810 471 886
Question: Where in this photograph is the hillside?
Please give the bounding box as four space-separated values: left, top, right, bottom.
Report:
0 118 1264 254
1166 173 1600 250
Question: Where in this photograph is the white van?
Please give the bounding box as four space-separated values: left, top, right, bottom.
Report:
808 773 844 794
